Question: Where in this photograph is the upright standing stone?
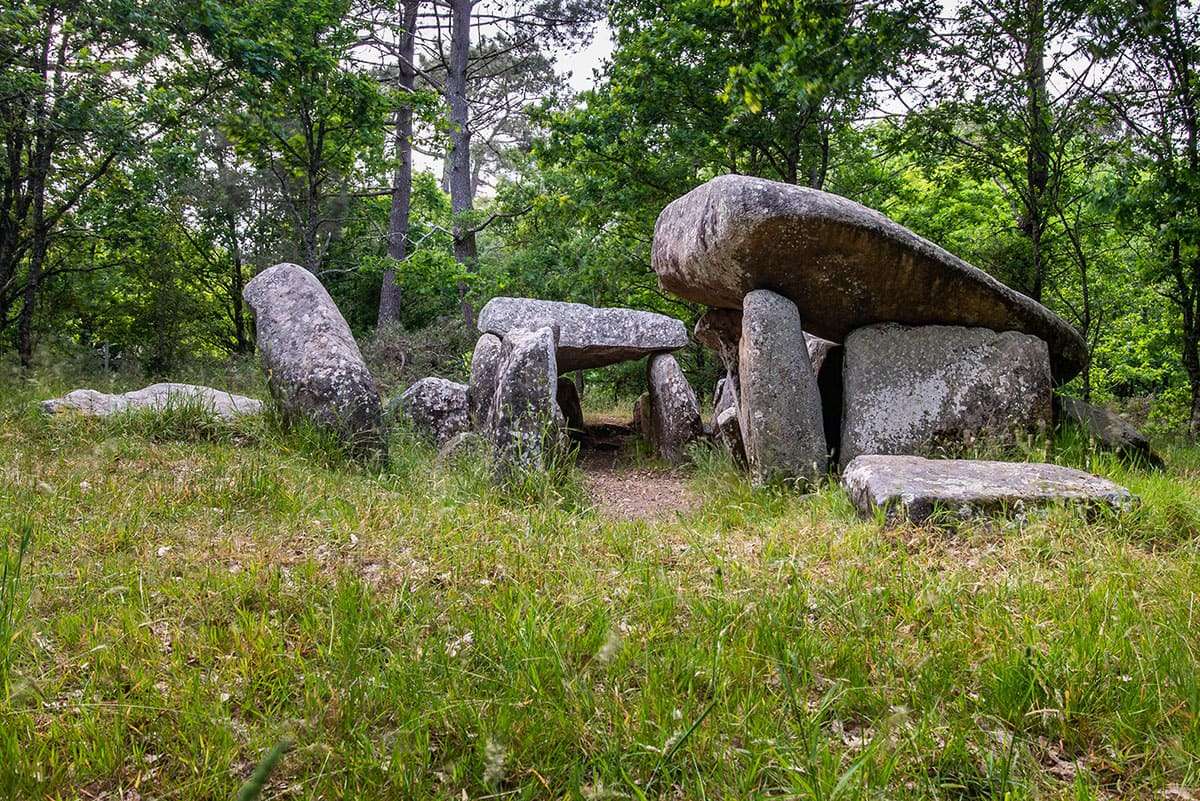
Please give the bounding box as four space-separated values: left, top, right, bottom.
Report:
694 308 742 373
469 333 503 426
556 377 585 433
840 324 1052 467
712 374 746 466
805 335 845 458
646 353 703 464
738 289 828 486
488 326 561 477
243 263 385 457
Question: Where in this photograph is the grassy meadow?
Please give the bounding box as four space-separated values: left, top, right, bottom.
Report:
2 370 1200 800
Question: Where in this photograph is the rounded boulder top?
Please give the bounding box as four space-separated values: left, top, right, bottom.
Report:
651 174 1088 382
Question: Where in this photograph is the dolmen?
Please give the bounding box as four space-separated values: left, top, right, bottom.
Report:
42 383 262 420
400 297 701 478
653 174 1143 511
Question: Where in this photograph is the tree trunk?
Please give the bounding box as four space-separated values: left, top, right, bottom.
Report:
447 0 477 327
1019 0 1051 303
378 0 420 327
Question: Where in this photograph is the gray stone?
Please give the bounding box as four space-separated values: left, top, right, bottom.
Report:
646 353 703 464
41 383 263 420
840 324 1052 468
806 335 845 458
469 333 503 426
436 430 486 465
632 392 652 442
556 377 585 433
738 289 828 486
843 454 1134 523
712 375 745 465
1055 395 1164 469
694 308 742 372
478 297 688 371
243 263 385 457
652 175 1087 382
488 326 561 477
393 377 469 446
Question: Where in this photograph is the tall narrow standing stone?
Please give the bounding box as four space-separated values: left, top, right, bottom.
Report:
244 263 385 459
469 332 503 426
738 289 827 486
646 353 703 464
488 326 561 478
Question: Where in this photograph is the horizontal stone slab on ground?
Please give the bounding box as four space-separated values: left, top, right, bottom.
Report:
652 174 1087 381
42 383 263 420
477 297 688 371
842 454 1134 523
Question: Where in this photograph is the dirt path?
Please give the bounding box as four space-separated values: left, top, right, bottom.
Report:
577 437 701 521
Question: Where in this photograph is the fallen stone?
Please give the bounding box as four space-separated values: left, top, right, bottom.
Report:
41 383 263 420
1055 395 1164 468
840 324 1052 468
646 353 703 463
842 454 1134 523
739 289 827 485
244 263 385 457
557 377 585 433
488 326 561 477
392 377 469 446
469 333 503 426
652 175 1088 382
478 297 688 371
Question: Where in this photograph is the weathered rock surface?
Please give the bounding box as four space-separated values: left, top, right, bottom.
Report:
436 430 485 465
805 334 844 457
1055 395 1164 468
712 375 746 465
632 392 652 442
488 326 561 476
843 454 1134 523
645 353 703 463
738 290 827 485
469 333 503 426
42 383 263 420
556 377 585 433
652 175 1087 382
840 324 1052 467
694 308 742 372
244 263 385 456
478 297 688 371
392 377 469 446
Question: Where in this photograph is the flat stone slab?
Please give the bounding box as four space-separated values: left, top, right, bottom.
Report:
842 455 1134 523
652 175 1087 382
477 297 688 371
42 383 263 420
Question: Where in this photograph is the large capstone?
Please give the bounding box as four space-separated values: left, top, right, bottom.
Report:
392 377 469 446
243 263 385 457
488 326 561 477
645 353 703 464
478 297 688 371
41 383 263 420
843 454 1134 523
1055 395 1164 469
738 289 828 486
840 324 1052 467
469 333 503 426
652 175 1087 382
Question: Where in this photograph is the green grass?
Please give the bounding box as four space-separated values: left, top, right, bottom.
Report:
2 373 1200 799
